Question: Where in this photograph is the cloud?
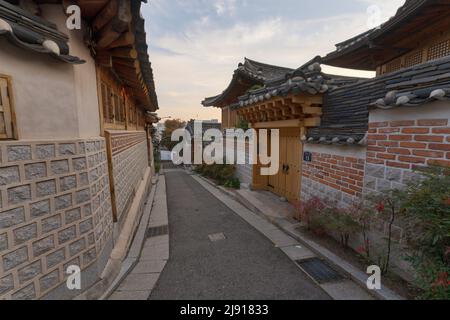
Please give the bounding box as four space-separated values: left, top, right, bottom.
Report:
214 0 237 16
144 0 405 121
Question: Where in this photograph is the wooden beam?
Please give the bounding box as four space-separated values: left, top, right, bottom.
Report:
304 117 321 127
253 119 303 129
291 95 323 105
108 32 135 49
92 0 119 32
96 51 112 68
302 106 323 115
95 0 132 48
110 47 138 59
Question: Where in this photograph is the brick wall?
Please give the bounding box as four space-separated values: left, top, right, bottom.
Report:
0 139 112 299
365 118 450 193
301 147 365 208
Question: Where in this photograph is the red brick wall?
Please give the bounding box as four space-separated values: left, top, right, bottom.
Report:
302 153 365 197
368 119 450 169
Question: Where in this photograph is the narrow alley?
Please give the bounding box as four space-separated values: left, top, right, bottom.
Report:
148 167 330 300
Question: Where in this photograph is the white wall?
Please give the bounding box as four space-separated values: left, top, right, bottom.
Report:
0 4 100 140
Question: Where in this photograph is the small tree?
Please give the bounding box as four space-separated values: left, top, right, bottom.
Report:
367 190 404 275
161 119 186 151
323 206 361 248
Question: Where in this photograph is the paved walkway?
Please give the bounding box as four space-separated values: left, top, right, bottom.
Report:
109 176 169 300
149 170 330 300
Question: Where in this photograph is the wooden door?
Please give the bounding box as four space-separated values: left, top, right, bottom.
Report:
284 130 302 203
0 78 14 139
268 130 286 198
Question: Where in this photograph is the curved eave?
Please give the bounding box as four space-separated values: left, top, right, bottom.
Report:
321 0 434 70
0 19 84 64
234 63 361 109
131 1 158 111
202 70 264 107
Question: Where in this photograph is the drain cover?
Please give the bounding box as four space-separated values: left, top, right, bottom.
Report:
208 233 226 242
296 258 344 284
147 225 169 238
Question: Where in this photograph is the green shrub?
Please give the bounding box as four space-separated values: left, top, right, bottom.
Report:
224 178 241 189
399 167 450 299
194 163 238 187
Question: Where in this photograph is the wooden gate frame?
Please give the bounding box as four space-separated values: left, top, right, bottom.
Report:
236 94 323 203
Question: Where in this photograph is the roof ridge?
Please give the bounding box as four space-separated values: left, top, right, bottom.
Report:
244 57 294 71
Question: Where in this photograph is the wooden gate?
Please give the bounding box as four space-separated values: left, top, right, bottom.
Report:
264 128 302 203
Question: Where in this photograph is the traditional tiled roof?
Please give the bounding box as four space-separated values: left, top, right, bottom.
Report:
235 58 361 109
185 120 222 137
306 55 450 145
131 0 159 111
0 0 84 64
202 58 293 107
322 0 446 70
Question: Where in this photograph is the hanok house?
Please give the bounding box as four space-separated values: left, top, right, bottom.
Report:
203 58 359 203
0 0 158 300
204 0 450 278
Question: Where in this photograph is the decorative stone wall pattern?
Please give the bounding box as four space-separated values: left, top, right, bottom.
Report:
301 152 365 208
225 141 253 186
108 131 148 221
0 139 112 300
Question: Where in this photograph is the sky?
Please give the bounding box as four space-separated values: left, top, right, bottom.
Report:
141 0 405 122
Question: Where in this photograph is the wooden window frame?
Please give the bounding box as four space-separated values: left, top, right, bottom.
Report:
0 74 18 140
97 68 146 134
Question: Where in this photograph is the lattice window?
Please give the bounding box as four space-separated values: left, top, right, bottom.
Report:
0 76 15 139
385 58 402 73
404 51 423 68
427 39 450 61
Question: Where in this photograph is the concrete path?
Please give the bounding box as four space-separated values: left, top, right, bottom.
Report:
109 175 169 300
149 170 330 300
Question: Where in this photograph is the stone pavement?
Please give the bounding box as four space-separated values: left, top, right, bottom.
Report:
149 170 330 300
109 175 169 300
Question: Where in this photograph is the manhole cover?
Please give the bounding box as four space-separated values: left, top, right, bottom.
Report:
147 225 169 238
208 233 226 242
296 258 344 284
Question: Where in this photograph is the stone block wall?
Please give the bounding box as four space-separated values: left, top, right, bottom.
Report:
107 131 148 223
301 145 366 208
224 140 253 187
0 139 112 299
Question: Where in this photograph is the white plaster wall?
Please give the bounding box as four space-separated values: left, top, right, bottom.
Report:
41 5 101 139
0 4 100 140
370 100 450 122
303 143 367 159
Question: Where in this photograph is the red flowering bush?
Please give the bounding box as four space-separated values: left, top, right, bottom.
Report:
295 197 327 234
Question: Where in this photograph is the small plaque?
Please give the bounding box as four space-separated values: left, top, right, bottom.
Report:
303 152 312 162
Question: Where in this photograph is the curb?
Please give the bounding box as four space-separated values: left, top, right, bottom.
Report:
99 175 160 300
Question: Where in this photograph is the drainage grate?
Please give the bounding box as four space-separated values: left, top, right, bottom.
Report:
147 225 169 238
295 258 344 284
